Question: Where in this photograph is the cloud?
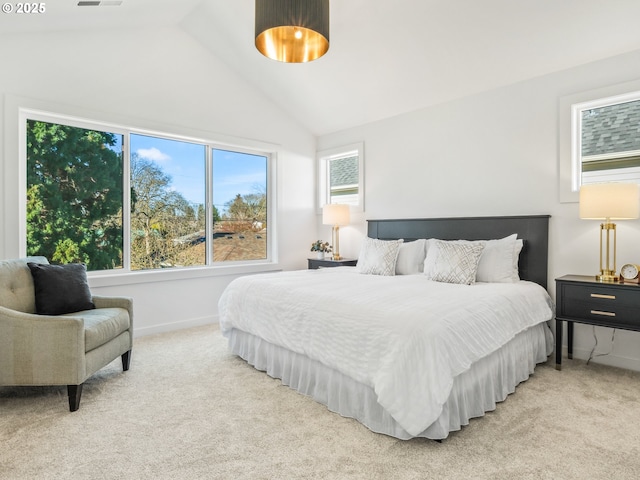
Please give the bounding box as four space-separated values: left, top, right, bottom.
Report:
137 147 170 162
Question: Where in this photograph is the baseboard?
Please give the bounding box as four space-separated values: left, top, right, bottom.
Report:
563 346 640 372
133 315 219 338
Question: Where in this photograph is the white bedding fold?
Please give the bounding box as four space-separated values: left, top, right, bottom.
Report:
218 268 554 436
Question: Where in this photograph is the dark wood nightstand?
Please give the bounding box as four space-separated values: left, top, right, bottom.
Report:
555 275 640 370
308 258 357 270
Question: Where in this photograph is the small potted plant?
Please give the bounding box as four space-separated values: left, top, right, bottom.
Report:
310 240 332 259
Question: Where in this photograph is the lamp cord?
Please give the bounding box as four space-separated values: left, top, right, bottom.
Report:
586 326 616 365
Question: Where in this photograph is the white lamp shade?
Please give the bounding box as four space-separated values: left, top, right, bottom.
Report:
322 204 350 226
579 183 640 220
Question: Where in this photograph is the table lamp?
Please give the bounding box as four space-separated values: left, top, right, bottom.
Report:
322 204 350 260
580 182 640 282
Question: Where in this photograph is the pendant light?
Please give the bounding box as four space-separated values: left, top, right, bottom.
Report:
255 0 330 63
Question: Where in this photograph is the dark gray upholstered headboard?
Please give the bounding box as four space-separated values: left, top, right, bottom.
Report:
367 215 550 289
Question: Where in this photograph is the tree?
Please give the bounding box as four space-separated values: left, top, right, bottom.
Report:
130 154 203 269
26 121 123 270
212 204 221 225
224 189 266 229
195 203 219 226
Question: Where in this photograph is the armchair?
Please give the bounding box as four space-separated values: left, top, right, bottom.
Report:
0 257 133 411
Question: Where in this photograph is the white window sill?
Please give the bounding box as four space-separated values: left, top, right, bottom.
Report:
87 262 282 288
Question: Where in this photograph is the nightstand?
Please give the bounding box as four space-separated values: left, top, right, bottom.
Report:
555 275 640 370
308 258 357 270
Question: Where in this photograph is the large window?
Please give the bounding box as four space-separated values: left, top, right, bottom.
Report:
25 113 272 272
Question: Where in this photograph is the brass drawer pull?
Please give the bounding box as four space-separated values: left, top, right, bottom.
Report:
590 293 616 300
591 310 616 317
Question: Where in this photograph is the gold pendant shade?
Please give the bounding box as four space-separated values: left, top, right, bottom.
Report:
255 0 330 63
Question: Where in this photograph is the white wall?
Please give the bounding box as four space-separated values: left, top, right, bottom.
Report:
318 49 640 371
0 26 317 336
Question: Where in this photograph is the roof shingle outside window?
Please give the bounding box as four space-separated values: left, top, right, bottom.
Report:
330 155 358 186
582 100 640 157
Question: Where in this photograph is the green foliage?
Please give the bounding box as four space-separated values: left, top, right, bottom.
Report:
26 121 123 270
310 240 331 253
212 204 221 225
52 238 83 264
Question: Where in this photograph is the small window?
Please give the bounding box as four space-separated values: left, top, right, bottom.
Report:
318 142 364 211
580 97 640 185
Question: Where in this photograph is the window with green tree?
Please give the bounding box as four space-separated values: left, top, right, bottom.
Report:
26 120 124 270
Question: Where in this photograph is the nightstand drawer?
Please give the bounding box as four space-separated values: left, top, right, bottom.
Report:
560 300 639 327
561 284 640 308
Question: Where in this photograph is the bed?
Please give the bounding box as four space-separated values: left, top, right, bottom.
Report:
219 215 553 440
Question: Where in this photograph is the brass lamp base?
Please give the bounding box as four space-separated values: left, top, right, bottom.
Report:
595 271 618 283
594 221 618 283
331 225 341 261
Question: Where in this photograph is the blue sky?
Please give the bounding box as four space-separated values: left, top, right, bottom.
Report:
130 134 266 213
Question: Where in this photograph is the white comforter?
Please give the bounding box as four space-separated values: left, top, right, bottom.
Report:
218 268 553 436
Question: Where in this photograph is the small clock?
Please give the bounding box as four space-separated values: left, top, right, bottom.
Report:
620 263 640 283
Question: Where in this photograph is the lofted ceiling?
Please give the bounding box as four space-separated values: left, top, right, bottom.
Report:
2 0 640 136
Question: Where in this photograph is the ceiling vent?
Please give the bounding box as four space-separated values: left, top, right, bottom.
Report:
77 1 123 6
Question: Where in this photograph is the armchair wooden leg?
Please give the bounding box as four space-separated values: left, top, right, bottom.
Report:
67 384 83 412
121 350 131 371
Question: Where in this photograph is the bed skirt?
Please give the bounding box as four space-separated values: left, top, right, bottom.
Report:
226 323 553 440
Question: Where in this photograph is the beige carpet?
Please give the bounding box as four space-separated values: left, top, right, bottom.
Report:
2 324 640 480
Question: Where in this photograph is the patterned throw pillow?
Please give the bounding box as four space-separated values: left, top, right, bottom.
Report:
423 240 484 285
356 238 404 276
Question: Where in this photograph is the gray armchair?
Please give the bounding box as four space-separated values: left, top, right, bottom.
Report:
0 257 133 411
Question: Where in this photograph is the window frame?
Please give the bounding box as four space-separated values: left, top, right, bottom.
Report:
19 108 278 282
317 142 364 213
559 79 640 203
572 91 640 187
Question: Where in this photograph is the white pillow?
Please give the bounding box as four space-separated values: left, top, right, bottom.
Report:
475 234 519 283
423 240 484 285
512 239 523 281
395 239 427 275
357 238 404 276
